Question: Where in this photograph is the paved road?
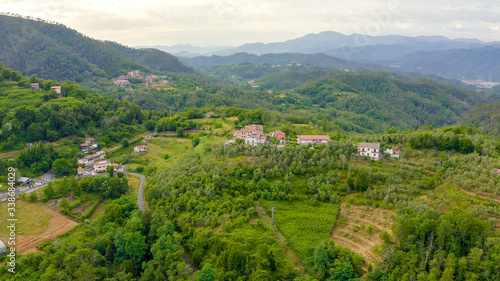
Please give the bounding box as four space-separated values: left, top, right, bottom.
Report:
127 172 146 211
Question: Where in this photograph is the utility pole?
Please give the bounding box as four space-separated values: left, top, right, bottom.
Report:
271 207 276 226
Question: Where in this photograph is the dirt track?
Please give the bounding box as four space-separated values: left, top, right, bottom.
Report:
0 205 78 255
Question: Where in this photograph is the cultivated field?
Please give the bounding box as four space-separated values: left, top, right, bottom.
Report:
0 201 78 254
331 202 395 267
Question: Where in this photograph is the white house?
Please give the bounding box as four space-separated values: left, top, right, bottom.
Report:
358 142 381 161
384 147 402 159
244 134 268 147
94 160 112 173
134 145 148 153
78 158 90 166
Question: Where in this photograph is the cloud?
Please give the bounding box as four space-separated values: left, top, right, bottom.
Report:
1 0 499 45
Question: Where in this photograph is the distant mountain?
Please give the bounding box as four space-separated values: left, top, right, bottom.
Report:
0 15 193 84
172 31 495 57
382 47 500 81
136 44 232 57
180 52 387 72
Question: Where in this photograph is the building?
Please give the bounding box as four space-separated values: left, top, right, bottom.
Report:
114 79 130 88
17 177 33 186
31 83 39 91
81 151 106 166
127 70 141 78
51 86 62 96
245 134 268 147
81 143 89 153
205 111 215 118
297 135 330 145
94 160 112 173
77 166 84 176
384 147 402 159
268 130 286 144
112 164 125 172
0 240 7 256
134 145 148 153
78 158 89 166
233 125 264 139
358 142 381 161
84 137 96 144
90 143 99 151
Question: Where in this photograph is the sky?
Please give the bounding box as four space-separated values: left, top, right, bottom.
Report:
1 0 499 47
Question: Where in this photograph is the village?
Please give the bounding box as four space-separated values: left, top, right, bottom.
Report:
230 124 402 160
112 70 169 89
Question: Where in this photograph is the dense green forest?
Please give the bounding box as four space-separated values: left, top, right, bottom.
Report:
0 14 193 86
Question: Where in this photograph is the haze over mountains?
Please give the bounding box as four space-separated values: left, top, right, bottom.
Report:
144 31 500 82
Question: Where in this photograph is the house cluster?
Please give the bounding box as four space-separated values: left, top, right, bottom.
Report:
78 151 106 167
81 137 98 154
113 70 167 89
30 83 62 96
77 159 125 176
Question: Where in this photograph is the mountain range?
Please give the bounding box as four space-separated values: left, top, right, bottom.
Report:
147 31 500 82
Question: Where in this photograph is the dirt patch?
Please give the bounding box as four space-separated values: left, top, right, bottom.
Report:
331 202 395 267
0 204 78 255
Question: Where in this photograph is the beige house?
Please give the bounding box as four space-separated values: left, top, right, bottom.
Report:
134 145 148 153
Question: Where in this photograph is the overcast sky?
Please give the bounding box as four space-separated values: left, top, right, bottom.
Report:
1 0 499 47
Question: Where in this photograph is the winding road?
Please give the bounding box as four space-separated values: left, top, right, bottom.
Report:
127 172 147 212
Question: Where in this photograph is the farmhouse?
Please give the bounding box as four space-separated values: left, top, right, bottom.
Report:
17 177 34 186
205 111 215 118
94 160 112 173
30 83 39 91
51 86 62 96
358 142 381 161
84 137 96 144
134 145 148 153
297 135 330 145
268 130 286 144
245 134 268 147
77 166 84 176
384 147 402 159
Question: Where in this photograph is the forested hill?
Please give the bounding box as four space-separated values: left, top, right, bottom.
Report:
460 103 500 138
0 14 193 84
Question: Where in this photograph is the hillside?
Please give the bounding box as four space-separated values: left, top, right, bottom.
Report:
0 14 193 85
460 103 500 138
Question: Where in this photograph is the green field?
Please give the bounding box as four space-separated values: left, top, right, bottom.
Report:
0 201 52 236
261 200 340 261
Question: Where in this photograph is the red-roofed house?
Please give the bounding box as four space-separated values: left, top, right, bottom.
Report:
51 86 62 96
233 125 264 139
31 83 39 91
268 130 286 144
297 135 330 145
77 166 84 176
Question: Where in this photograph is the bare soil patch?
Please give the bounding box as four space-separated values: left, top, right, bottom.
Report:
331 202 395 267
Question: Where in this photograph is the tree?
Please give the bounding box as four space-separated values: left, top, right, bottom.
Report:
354 169 370 191
29 192 37 202
107 165 115 177
52 158 76 176
121 138 129 148
195 262 216 281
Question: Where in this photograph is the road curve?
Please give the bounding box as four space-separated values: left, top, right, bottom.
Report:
127 172 146 211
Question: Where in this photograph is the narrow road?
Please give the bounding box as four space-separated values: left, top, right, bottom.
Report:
127 172 147 211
